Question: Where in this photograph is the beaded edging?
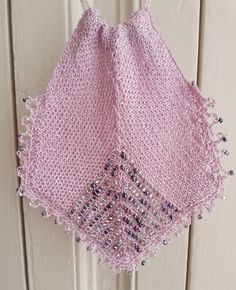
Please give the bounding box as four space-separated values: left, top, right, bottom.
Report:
16 83 233 274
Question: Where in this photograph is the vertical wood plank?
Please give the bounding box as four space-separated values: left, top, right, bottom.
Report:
11 1 76 289
137 1 200 289
0 1 27 289
186 1 236 290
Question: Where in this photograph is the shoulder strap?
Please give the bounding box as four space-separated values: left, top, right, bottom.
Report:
80 0 90 10
143 0 151 9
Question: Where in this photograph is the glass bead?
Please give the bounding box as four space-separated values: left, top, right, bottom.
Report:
70 209 75 215
142 187 147 193
104 164 109 170
17 167 23 173
23 96 30 102
130 174 136 182
16 187 24 196
106 202 113 209
18 146 24 152
141 260 146 266
95 187 102 193
222 136 227 142
197 213 203 219
144 190 150 196
75 237 81 243
91 182 97 188
218 117 223 123
122 192 127 198
104 229 110 234
228 170 234 176
139 198 146 205
120 151 127 160
223 150 230 156
120 164 125 171
163 239 168 245
41 210 47 217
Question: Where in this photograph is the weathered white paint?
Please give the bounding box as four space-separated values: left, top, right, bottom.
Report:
11 1 76 289
1 0 235 289
0 1 27 289
186 1 236 290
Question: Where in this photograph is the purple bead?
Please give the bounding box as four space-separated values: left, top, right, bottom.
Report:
91 182 97 188
22 96 29 102
104 164 109 170
228 170 234 176
120 164 125 171
163 239 168 245
75 237 81 243
120 151 127 160
223 150 230 156
197 213 203 219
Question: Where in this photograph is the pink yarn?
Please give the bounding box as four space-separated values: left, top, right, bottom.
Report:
16 0 232 273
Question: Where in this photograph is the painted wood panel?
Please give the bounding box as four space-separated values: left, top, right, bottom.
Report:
1 0 235 289
11 1 76 289
186 1 236 290
0 0 27 289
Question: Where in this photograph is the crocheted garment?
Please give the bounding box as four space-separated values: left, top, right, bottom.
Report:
16 0 233 273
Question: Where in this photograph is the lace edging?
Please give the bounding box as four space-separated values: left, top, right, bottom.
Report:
15 88 234 274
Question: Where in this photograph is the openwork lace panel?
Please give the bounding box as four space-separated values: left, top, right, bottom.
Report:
16 0 233 273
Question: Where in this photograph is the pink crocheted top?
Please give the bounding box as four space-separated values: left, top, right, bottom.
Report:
16 0 233 273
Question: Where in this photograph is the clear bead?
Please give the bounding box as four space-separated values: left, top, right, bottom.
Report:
163 239 168 245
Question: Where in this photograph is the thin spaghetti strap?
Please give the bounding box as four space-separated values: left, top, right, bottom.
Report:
143 0 151 9
80 0 90 11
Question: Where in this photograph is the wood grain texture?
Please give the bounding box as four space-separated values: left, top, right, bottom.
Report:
2 0 235 289
186 1 236 290
0 1 27 289
11 1 76 289
137 1 200 289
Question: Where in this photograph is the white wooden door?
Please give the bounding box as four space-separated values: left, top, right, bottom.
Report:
1 0 235 289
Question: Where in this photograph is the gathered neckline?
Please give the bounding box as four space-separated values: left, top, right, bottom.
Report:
83 6 150 29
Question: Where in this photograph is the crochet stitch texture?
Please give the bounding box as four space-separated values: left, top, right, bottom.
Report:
16 0 232 273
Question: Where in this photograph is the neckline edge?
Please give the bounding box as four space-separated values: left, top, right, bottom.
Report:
84 6 150 29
